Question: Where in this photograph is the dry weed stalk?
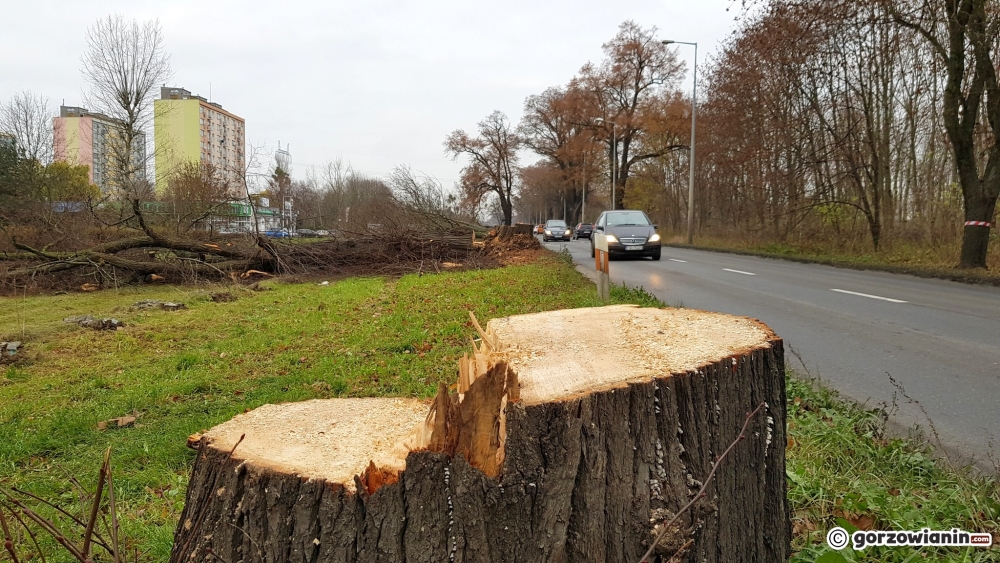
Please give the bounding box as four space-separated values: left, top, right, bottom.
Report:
0 448 124 563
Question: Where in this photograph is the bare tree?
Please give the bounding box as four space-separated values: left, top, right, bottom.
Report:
387 165 447 213
889 0 1000 268
445 111 521 226
0 91 53 163
81 15 171 202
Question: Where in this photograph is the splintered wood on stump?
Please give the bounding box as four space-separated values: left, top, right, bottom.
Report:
171 305 789 563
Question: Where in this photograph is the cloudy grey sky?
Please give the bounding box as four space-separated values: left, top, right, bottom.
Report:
1 0 742 187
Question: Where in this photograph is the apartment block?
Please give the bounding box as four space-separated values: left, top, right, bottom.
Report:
52 106 147 192
154 87 245 193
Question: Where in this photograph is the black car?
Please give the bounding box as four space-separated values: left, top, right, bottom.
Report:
574 223 594 239
542 219 573 242
590 210 661 260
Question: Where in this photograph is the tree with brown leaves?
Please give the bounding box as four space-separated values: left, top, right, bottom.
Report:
161 162 233 234
445 111 521 226
519 85 602 225
579 21 687 210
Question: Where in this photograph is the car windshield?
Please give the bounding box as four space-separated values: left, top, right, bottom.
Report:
545 221 567 228
605 212 651 227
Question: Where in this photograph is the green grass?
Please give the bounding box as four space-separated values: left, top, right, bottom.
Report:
0 255 652 561
1 254 997 561
786 376 1000 562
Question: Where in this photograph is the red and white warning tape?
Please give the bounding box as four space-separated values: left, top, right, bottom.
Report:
964 221 993 227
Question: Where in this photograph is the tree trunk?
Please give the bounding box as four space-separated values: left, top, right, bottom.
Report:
171 305 789 563
959 190 997 268
500 194 513 227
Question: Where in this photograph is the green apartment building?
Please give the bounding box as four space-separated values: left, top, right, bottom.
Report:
153 87 245 194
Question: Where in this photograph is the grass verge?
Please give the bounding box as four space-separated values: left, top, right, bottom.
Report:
786 376 1000 562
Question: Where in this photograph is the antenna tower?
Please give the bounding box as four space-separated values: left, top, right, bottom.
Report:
275 141 292 173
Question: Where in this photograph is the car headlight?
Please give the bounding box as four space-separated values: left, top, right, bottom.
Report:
606 234 618 243
649 233 661 242
565 229 571 235
544 230 551 235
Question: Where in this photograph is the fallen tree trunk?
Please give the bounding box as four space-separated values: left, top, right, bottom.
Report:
0 226 529 288
171 305 789 563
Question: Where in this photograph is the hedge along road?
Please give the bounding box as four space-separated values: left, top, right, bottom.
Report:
544 238 1000 472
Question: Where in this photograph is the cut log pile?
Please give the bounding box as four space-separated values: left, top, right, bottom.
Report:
171 305 789 563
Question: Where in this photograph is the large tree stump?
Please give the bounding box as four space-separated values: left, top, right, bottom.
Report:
171 305 789 563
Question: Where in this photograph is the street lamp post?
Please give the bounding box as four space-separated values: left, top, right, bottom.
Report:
611 122 617 210
594 118 619 210
663 39 697 245
581 153 586 224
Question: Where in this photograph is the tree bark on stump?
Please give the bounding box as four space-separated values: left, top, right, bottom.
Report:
171 305 789 563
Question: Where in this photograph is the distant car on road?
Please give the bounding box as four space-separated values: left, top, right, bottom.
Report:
535 224 545 235
590 210 661 260
574 223 594 239
296 228 318 237
264 229 292 238
542 219 573 242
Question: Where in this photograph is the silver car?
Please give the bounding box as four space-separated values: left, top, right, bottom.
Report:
542 220 573 242
590 210 661 260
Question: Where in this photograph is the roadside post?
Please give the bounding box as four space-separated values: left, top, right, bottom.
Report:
594 233 610 301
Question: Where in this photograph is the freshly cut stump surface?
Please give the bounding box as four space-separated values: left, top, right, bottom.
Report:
491 306 772 404
172 305 789 563
199 399 429 487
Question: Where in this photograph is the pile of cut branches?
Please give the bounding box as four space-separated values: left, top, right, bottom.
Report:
0 201 539 293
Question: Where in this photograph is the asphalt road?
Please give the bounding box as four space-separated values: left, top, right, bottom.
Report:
543 237 1000 471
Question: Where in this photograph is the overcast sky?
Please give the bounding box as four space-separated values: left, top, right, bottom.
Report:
1 0 742 188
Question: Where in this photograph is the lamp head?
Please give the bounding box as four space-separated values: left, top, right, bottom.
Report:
662 40 675 45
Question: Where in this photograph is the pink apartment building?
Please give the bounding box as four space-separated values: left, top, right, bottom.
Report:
53 106 146 192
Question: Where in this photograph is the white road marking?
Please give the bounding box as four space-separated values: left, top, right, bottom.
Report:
830 289 908 303
722 268 756 276
669 258 687 263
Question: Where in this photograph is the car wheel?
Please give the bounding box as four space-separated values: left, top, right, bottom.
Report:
651 249 661 261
